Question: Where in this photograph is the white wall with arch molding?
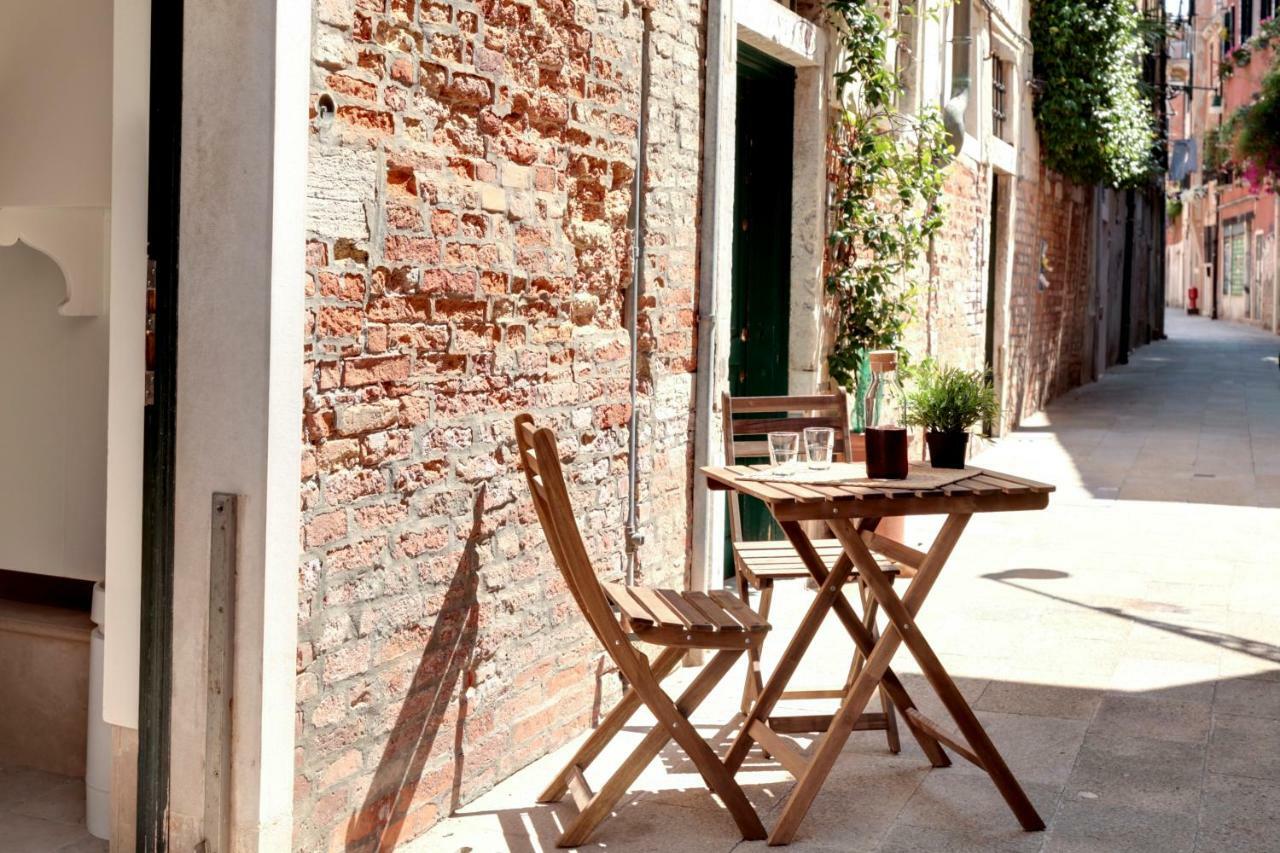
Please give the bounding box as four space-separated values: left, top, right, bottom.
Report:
0 244 109 581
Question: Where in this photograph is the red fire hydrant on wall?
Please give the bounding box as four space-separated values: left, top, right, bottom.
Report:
1187 286 1200 315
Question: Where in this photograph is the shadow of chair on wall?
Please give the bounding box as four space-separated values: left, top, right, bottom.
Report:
345 488 484 852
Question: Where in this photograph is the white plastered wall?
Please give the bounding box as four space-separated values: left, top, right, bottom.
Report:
0 0 148 731
0 0 114 584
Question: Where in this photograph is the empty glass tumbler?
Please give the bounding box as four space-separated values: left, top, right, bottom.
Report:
804 427 834 469
767 432 801 475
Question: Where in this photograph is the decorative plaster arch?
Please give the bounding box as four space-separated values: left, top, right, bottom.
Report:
0 206 109 316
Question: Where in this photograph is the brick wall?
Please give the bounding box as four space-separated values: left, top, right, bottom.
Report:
1004 168 1094 425
913 160 1096 432
294 0 703 849
910 161 990 370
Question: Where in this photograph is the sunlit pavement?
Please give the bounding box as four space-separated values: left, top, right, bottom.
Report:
415 314 1280 853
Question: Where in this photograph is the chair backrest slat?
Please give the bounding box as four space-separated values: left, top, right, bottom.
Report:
514 415 649 683
721 391 859 546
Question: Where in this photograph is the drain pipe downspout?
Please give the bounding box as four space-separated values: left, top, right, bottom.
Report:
624 5 653 585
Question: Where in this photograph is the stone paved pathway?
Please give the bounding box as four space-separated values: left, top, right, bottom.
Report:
415 315 1280 853
0 764 106 852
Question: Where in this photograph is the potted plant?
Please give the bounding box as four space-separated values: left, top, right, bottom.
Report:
903 361 1000 468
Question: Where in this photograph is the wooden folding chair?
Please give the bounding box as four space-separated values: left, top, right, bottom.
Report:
514 414 769 846
723 392 901 750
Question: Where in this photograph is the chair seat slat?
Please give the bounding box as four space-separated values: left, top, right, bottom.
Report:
683 591 745 631
657 589 715 629
602 583 655 627
627 586 689 628
708 589 768 631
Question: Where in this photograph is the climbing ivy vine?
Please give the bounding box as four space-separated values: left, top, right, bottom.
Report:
824 0 951 392
1030 0 1162 188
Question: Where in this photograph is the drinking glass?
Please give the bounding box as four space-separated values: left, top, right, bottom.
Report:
804 427 834 470
767 432 800 476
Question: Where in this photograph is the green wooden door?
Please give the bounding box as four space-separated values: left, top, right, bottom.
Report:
726 44 794 576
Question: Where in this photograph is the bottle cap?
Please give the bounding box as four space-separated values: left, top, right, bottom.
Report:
868 350 897 373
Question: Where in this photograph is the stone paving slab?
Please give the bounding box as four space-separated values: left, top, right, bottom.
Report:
412 316 1280 853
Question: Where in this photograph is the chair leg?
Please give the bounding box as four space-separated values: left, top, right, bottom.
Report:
874 576 900 753
848 580 900 754
539 646 685 803
556 649 765 846
653 651 767 842
738 575 770 716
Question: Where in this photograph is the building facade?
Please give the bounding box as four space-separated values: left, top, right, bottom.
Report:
1167 0 1280 331
0 1 1162 851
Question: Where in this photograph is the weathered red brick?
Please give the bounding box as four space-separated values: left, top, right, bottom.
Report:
336 105 394 135
341 354 411 387
305 510 348 549
383 235 439 265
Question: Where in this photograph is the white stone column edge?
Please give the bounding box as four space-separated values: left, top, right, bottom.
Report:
246 1 311 848
103 0 151 731
691 0 736 604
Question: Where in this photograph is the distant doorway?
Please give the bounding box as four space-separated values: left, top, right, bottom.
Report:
726 43 795 574
984 173 1006 433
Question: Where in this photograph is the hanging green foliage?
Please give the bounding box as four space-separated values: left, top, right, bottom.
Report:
1226 55 1280 191
1030 0 1162 188
824 0 951 392
1202 124 1232 178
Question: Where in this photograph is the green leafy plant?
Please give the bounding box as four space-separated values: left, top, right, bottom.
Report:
824 0 951 392
1228 54 1280 190
1030 0 1162 188
1166 197 1183 220
902 360 1000 434
1202 124 1233 178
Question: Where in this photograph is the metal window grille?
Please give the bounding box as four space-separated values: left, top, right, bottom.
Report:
1223 220 1249 296
992 57 1007 140
1264 0 1274 23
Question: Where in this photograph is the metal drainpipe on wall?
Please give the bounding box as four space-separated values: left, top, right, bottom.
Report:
624 5 653 585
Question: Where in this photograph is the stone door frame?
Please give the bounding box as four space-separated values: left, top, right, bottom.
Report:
691 0 831 597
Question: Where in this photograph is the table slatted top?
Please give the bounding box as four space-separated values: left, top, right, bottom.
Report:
702 464 1054 520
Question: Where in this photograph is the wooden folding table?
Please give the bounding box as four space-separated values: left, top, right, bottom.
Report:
702 462 1054 846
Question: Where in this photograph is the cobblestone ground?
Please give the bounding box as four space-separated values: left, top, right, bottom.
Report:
415 315 1280 853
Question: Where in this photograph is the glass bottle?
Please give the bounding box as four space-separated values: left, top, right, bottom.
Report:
863 350 909 479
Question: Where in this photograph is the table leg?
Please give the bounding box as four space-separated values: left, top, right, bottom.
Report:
829 515 1046 834
765 516 972 844
779 522 948 768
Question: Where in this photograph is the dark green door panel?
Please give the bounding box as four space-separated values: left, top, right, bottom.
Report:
726 44 794 575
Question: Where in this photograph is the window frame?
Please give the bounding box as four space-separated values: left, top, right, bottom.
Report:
991 54 1008 141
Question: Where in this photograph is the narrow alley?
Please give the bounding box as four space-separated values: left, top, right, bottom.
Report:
416 314 1280 853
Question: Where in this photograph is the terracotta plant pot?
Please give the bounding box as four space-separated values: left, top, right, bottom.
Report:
925 431 969 469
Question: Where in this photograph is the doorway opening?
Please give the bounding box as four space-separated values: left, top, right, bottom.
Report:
138 0 183 849
983 172 1008 434
724 43 795 575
